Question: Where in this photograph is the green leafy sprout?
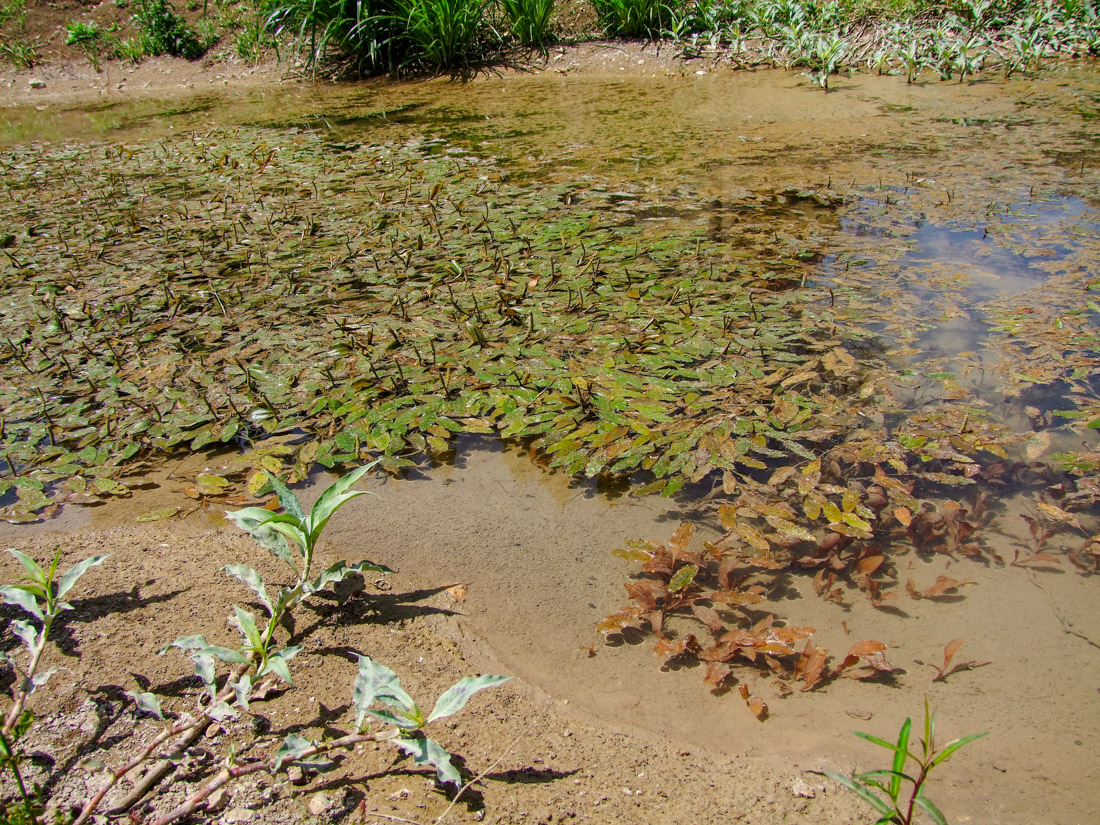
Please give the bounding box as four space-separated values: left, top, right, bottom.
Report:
0 547 109 815
160 462 393 709
819 700 987 825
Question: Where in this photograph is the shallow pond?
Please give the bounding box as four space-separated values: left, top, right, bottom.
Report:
2 64 1099 823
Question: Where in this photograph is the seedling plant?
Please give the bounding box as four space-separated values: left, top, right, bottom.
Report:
820 700 986 825
0 548 108 823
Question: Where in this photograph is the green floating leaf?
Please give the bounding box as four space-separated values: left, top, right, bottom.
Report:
136 506 180 523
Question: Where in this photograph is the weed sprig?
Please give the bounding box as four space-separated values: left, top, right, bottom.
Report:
819 700 986 825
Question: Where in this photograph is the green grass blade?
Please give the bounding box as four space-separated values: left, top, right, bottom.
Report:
890 717 911 799
820 771 894 817
854 730 919 762
929 732 988 768
914 791 948 825
857 768 916 788
924 696 935 758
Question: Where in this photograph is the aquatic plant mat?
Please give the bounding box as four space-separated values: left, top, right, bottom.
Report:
1 66 1099 822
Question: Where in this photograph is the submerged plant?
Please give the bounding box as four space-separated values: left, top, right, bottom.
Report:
820 701 986 825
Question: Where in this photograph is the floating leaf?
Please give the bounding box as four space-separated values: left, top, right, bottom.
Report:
136 506 180 523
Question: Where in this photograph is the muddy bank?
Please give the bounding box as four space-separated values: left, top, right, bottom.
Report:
0 511 872 825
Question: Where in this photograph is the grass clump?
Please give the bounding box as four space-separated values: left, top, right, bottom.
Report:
500 0 556 48
0 37 42 68
65 20 114 71
660 0 1100 87
0 0 25 29
393 0 492 68
264 0 495 73
592 0 679 37
132 0 205 59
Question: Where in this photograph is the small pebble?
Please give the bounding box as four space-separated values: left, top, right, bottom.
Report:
307 791 332 816
205 786 229 813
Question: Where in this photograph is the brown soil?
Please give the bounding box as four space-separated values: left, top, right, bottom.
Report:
0 479 870 825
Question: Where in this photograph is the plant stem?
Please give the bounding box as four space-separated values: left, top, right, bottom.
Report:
73 664 251 825
0 730 30 801
904 764 931 825
3 623 51 735
151 732 379 825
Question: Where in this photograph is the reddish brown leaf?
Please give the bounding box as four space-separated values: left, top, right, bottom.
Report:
597 609 640 635
856 555 885 575
846 640 888 657
942 637 966 669
917 638 992 683
654 635 698 660
710 587 766 607
817 532 847 557
720 630 760 648
751 615 775 634
625 580 664 609
717 556 738 590
699 641 739 663
703 662 731 689
835 640 894 677
923 575 975 598
641 549 675 577
691 604 725 634
812 569 833 595
795 640 828 692
739 684 768 720
669 522 696 559
646 610 664 636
